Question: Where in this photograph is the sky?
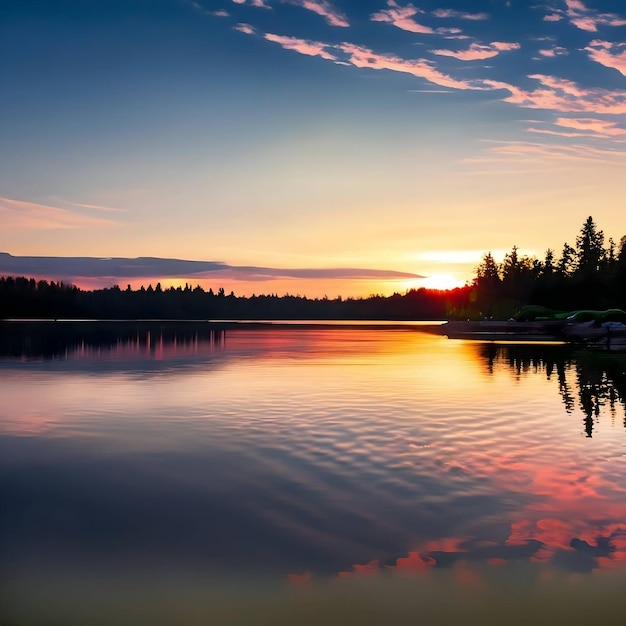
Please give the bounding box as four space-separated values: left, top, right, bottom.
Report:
2 0 626 297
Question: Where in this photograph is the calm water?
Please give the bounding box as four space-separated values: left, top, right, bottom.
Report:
2 322 626 625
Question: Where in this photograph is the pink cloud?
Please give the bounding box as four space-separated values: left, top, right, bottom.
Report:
485 74 626 115
264 33 336 60
336 42 480 90
58 200 128 213
371 0 435 34
432 41 519 61
555 117 626 136
570 15 599 31
543 13 563 22
468 140 626 165
233 22 256 34
232 0 271 7
585 40 626 77
0 197 115 231
285 0 349 27
526 127 594 138
564 0 626 32
529 74 586 96
189 1 230 17
432 9 488 21
538 46 569 57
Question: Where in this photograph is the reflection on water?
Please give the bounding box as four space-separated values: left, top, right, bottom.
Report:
479 343 626 437
1 323 626 624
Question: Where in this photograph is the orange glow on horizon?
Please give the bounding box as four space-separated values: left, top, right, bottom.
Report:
29 274 428 300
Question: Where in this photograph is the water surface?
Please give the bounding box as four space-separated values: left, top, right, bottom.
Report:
1 323 626 624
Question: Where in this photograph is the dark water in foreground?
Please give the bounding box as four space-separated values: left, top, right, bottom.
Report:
1 322 626 624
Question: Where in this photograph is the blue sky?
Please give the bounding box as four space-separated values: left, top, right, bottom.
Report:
2 0 626 295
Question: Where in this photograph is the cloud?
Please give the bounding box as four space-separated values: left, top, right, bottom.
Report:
232 0 271 8
585 40 626 77
554 116 626 136
371 0 435 34
215 4 626 138
432 41 520 61
234 22 256 34
432 9 488 21
537 46 569 57
407 89 454 93
564 0 626 32
0 253 424 282
371 1 488 33
284 0 349 27
261 31 483 90
485 74 626 114
526 127 597 138
188 1 230 17
58 200 128 213
466 139 626 166
0 197 116 231
264 33 336 60
543 13 563 22
335 42 482 90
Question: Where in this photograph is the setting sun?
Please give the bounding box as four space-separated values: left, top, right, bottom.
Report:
410 273 467 291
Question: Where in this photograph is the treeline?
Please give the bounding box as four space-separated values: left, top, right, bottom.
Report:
465 216 626 319
3 216 623 321
0 276 469 320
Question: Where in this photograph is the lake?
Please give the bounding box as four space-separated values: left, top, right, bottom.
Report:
2 322 626 625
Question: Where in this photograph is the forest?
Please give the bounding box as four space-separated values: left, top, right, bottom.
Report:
466 216 626 319
1 217 624 321
0 276 467 320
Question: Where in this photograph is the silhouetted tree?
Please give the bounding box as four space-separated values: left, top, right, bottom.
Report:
575 216 604 275
557 243 576 277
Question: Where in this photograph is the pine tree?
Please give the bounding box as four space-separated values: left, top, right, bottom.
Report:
575 216 605 274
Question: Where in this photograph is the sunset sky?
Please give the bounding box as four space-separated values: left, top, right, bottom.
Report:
2 0 626 297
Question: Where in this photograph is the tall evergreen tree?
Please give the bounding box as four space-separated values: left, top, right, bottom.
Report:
543 249 555 275
557 243 576 277
575 216 605 274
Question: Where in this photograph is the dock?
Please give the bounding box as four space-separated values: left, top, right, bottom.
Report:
440 320 626 350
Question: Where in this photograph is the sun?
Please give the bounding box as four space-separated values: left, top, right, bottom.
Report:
419 273 467 291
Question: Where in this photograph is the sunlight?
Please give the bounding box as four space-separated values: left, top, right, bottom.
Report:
418 273 467 291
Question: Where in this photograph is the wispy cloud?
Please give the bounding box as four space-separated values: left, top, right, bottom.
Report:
432 41 520 61
232 0 271 8
371 2 490 36
432 9 488 21
284 0 349 27
210 0 626 156
58 200 128 213
336 42 481 90
189 1 230 17
554 116 626 136
264 33 336 60
585 40 626 77
371 1 434 35
526 127 596 138
0 197 115 231
260 31 483 90
466 139 626 166
234 22 256 34
0 253 424 282
537 46 569 57
485 74 626 114
564 0 626 32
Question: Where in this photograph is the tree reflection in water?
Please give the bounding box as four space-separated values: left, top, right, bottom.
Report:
479 343 626 437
